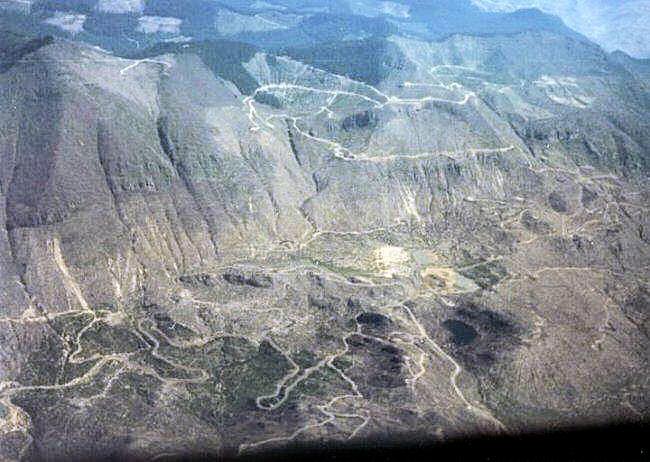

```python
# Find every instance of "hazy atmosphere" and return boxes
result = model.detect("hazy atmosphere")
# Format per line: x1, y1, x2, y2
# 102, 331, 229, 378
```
472, 0, 650, 58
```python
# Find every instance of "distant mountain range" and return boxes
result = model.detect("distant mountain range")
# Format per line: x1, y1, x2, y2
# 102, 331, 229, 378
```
2, 0, 646, 61
0, 0, 596, 55
471, 0, 650, 58
2, 0, 641, 59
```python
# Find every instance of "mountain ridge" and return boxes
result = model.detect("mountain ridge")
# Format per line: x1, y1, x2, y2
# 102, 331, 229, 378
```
0, 14, 648, 462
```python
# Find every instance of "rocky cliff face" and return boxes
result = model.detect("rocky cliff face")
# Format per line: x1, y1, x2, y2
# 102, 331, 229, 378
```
0, 29, 648, 461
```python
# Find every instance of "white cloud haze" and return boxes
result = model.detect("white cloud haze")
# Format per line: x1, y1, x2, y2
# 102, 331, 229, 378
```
137, 16, 182, 34
97, 0, 145, 14
43, 12, 86, 34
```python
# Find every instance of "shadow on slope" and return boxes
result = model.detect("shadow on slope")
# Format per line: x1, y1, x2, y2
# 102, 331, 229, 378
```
130, 40, 260, 94
0, 31, 53, 72
50, 421, 649, 462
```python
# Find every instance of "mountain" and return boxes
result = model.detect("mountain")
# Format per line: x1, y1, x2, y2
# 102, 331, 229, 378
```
0, 5, 648, 462
471, 0, 650, 59
0, 0, 591, 55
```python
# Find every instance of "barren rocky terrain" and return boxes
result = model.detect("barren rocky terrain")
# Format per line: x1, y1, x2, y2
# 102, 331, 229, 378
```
0, 4, 648, 460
